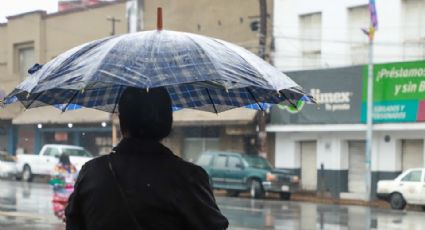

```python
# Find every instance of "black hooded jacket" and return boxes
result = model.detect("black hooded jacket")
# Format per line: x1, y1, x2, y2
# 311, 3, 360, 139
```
65, 138, 229, 230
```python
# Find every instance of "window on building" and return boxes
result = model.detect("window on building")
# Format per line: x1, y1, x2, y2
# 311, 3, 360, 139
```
299, 12, 322, 69
15, 43, 35, 80
401, 170, 422, 182
347, 5, 369, 65
213, 155, 227, 168
402, 0, 425, 60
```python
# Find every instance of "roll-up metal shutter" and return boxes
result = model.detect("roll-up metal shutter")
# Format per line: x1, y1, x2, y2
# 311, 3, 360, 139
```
402, 140, 424, 171
348, 141, 366, 193
300, 141, 317, 191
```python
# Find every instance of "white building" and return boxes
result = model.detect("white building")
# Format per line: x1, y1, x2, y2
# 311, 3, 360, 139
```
273, 0, 425, 71
270, 0, 425, 200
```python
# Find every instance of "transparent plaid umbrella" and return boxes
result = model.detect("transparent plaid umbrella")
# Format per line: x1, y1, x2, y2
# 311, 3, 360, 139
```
2, 29, 313, 113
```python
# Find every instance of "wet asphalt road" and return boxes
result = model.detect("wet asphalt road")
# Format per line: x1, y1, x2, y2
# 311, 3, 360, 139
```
1, 180, 425, 230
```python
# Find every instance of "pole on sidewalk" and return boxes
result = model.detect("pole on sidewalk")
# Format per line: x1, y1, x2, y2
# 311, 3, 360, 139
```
257, 0, 268, 158
365, 28, 374, 202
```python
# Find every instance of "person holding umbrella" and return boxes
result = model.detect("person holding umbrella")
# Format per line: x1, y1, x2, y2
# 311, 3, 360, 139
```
65, 87, 229, 230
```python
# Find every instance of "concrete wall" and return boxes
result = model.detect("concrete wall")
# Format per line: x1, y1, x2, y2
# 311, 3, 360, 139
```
44, 3, 127, 61
143, 0, 273, 55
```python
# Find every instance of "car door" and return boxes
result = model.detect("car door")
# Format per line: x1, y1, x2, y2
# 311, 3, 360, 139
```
226, 155, 246, 190
209, 154, 228, 189
41, 147, 60, 175
398, 169, 423, 204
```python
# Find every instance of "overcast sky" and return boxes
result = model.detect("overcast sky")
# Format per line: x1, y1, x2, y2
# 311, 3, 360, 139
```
0, 0, 58, 23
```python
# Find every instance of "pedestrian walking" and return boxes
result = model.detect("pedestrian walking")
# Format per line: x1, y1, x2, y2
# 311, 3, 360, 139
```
65, 87, 229, 230
50, 153, 78, 221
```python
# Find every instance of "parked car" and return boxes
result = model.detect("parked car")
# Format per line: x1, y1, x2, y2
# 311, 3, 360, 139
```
377, 168, 425, 210
196, 151, 300, 200
16, 144, 95, 182
0, 151, 18, 179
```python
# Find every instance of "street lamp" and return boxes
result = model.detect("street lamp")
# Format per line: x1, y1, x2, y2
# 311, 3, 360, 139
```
101, 122, 107, 127
37, 124, 43, 129
68, 123, 73, 128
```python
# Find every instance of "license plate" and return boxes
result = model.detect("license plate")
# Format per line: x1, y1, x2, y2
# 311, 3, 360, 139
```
281, 185, 289, 191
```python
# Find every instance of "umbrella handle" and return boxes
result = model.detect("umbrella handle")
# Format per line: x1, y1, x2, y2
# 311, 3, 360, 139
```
157, 7, 163, 30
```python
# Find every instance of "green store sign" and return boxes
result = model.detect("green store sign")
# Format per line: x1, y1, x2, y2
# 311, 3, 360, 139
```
361, 60, 425, 123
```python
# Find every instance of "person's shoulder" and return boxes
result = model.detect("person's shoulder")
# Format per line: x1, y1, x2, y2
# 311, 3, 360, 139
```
170, 157, 208, 181
80, 155, 108, 171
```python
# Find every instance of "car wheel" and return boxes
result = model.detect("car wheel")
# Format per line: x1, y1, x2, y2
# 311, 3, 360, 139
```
249, 179, 264, 199
279, 192, 291, 201
22, 165, 33, 182
390, 193, 406, 210
227, 190, 240, 197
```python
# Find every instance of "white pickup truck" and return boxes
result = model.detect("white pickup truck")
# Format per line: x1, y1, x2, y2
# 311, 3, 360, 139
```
16, 144, 95, 181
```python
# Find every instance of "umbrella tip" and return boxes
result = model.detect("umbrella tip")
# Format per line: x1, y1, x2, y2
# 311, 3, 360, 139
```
157, 7, 163, 31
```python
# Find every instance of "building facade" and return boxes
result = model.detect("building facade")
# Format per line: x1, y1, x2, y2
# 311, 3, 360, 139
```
0, 0, 274, 159
273, 0, 425, 71
268, 61, 425, 199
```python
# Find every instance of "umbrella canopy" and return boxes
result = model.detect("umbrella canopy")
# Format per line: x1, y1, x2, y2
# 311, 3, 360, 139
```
3, 30, 312, 113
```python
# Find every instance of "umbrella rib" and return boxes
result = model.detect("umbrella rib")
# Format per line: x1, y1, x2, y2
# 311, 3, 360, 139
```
247, 88, 264, 111
25, 92, 43, 109
205, 88, 218, 114
280, 91, 298, 109
62, 90, 79, 112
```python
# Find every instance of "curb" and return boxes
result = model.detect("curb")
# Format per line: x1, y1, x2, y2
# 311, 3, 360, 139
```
214, 190, 390, 209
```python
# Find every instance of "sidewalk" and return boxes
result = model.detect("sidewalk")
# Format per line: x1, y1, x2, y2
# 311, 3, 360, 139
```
214, 190, 390, 209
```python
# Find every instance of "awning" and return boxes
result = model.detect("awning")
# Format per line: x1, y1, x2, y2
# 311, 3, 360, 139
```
173, 108, 257, 126
12, 106, 111, 125
0, 103, 23, 120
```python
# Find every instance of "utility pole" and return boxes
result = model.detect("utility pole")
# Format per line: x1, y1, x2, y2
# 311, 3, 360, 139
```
126, 0, 141, 33
258, 0, 267, 60
257, 0, 268, 158
107, 16, 121, 36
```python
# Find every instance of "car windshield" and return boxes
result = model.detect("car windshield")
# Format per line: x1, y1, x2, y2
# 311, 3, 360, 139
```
242, 155, 272, 170
63, 148, 93, 157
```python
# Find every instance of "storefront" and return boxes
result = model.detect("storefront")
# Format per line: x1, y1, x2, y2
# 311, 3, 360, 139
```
268, 61, 425, 199
0, 104, 21, 154
12, 106, 112, 156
